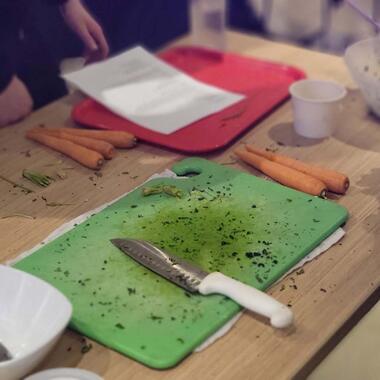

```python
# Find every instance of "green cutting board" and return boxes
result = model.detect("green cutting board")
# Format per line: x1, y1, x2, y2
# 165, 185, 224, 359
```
14, 158, 348, 368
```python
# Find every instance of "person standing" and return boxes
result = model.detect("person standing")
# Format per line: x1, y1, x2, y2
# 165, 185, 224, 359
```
0, 0, 109, 127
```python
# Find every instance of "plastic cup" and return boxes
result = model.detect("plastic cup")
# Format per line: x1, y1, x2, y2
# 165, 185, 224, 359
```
190, 0, 226, 50
289, 79, 347, 139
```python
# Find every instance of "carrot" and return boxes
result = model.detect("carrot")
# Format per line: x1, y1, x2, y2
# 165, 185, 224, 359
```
38, 127, 136, 148
245, 145, 349, 194
26, 130, 104, 170
31, 128, 115, 160
235, 148, 327, 197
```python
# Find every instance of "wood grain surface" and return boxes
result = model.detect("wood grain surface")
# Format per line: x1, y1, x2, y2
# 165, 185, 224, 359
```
0, 32, 379, 380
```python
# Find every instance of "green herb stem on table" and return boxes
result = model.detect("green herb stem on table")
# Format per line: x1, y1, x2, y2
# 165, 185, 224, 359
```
22, 170, 54, 187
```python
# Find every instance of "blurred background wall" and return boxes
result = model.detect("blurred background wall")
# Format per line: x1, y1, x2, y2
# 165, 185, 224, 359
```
54, 0, 377, 59
43, 0, 380, 97
245, 0, 376, 53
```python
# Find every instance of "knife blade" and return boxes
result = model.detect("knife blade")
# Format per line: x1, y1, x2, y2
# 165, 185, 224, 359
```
111, 238, 293, 329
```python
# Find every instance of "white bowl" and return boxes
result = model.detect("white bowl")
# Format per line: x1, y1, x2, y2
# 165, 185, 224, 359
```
26, 368, 103, 380
345, 37, 380, 118
0, 265, 72, 380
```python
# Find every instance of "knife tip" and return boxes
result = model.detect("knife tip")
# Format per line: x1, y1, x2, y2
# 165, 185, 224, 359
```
110, 238, 122, 246
111, 238, 137, 246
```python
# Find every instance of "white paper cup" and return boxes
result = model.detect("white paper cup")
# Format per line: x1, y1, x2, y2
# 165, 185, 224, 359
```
289, 79, 347, 139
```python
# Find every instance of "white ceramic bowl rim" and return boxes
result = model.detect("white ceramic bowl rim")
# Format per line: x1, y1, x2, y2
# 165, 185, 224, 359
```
25, 367, 103, 380
344, 36, 379, 57
289, 79, 347, 104
344, 36, 380, 118
0, 265, 72, 368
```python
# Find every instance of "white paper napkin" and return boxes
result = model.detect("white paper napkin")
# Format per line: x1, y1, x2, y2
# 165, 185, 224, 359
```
63, 47, 245, 134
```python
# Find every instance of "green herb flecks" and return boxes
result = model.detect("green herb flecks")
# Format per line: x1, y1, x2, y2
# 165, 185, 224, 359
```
142, 185, 184, 198
142, 186, 164, 196
80, 342, 93, 354
161, 185, 184, 198
123, 186, 285, 288
22, 169, 54, 187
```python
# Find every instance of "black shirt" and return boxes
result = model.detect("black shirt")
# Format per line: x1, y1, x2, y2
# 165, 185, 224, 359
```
0, 1, 22, 91
0, 0, 68, 107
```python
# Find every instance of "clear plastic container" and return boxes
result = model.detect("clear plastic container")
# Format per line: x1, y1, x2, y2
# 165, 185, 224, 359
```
189, 0, 227, 50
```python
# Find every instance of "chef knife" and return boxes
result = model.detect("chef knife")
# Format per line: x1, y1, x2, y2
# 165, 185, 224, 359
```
111, 238, 293, 329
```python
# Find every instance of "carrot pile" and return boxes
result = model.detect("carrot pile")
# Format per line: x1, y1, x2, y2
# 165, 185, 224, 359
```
234, 145, 349, 197
26, 127, 137, 170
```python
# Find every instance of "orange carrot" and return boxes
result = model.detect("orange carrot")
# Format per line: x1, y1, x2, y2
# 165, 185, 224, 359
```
38, 127, 136, 148
32, 128, 115, 160
26, 130, 104, 170
245, 145, 349, 194
235, 148, 327, 197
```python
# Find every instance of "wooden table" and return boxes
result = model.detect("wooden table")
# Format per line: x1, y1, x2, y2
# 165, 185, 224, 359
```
1, 31, 379, 380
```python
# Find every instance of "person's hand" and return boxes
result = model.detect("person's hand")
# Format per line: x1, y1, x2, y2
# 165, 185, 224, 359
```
60, 0, 109, 63
0, 76, 33, 127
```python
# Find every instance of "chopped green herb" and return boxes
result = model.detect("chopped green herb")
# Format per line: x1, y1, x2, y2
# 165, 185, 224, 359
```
142, 185, 184, 198
22, 169, 54, 187
81, 343, 92, 354
150, 314, 163, 321
142, 186, 164, 196
255, 274, 264, 284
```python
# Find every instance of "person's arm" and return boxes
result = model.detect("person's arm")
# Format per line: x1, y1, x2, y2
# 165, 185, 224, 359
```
0, 76, 33, 127
44, 0, 109, 61
59, 0, 109, 62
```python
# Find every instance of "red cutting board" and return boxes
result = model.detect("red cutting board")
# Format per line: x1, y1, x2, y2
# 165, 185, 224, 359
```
72, 46, 305, 153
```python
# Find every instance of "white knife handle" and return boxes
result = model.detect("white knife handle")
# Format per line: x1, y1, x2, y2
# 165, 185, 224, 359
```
198, 272, 293, 329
